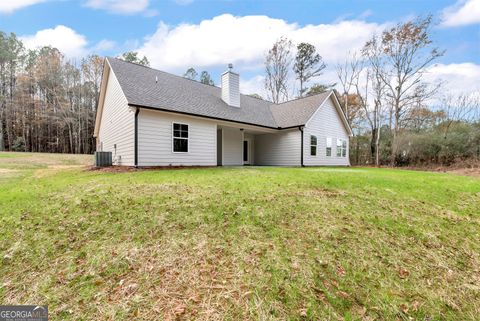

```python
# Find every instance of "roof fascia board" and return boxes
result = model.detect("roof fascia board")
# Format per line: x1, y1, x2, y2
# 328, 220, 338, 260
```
331, 91, 354, 136
93, 60, 110, 137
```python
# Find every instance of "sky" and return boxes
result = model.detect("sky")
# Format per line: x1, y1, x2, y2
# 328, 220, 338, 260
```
0, 0, 479, 97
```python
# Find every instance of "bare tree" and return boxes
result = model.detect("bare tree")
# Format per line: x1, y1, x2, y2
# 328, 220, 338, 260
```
440, 93, 480, 139
264, 37, 293, 103
362, 15, 444, 164
369, 70, 387, 166
336, 51, 362, 128
347, 55, 386, 166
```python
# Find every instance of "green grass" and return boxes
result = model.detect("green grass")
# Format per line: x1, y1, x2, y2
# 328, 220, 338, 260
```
0, 152, 479, 320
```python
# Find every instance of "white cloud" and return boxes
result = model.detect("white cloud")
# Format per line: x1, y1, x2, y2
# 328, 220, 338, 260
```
358, 10, 373, 19
0, 0, 46, 14
425, 62, 480, 95
137, 14, 387, 72
441, 0, 480, 27
93, 39, 116, 52
240, 75, 265, 96
20, 25, 89, 58
84, 0, 150, 14
21, 25, 119, 58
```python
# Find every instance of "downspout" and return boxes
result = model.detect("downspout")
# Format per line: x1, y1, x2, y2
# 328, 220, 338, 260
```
134, 107, 139, 167
299, 126, 304, 167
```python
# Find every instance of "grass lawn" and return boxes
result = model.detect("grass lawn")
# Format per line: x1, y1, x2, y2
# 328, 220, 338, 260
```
0, 152, 479, 320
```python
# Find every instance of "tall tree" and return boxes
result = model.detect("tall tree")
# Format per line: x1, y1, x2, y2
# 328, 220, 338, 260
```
339, 52, 387, 165
362, 15, 444, 164
0, 32, 24, 151
293, 42, 326, 97
264, 37, 293, 104
82, 55, 103, 107
183, 67, 198, 80
306, 83, 335, 96
336, 51, 362, 129
199, 71, 214, 85
120, 51, 150, 66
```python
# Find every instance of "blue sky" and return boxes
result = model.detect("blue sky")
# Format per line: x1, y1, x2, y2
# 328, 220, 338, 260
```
1, 0, 479, 96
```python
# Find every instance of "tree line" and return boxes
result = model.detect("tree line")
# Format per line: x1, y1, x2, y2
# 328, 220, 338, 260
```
0, 33, 102, 153
0, 31, 150, 154
262, 16, 480, 167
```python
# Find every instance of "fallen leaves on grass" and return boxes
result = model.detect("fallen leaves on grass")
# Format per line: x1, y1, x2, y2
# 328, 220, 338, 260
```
337, 291, 350, 299
398, 267, 410, 279
400, 303, 409, 314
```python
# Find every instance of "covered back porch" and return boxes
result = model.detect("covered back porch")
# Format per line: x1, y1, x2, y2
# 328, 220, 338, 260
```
216, 122, 275, 166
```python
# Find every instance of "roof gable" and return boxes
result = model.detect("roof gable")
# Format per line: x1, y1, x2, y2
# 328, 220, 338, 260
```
269, 92, 331, 128
304, 92, 353, 136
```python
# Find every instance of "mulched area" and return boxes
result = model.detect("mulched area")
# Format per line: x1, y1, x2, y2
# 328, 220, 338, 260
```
87, 165, 216, 173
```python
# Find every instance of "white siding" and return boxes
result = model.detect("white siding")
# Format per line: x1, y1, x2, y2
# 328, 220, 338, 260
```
222, 127, 243, 165
137, 110, 217, 166
221, 71, 240, 107
254, 129, 301, 166
97, 69, 135, 166
303, 96, 350, 166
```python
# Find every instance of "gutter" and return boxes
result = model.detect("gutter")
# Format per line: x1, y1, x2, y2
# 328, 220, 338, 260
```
128, 103, 301, 131
299, 126, 304, 167
134, 107, 139, 167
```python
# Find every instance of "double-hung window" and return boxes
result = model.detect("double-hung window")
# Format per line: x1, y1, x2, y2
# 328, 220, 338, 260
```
336, 138, 347, 157
326, 137, 332, 156
173, 123, 189, 153
310, 135, 317, 156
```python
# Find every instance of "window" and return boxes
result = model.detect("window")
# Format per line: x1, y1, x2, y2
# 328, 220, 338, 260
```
310, 135, 317, 156
173, 123, 188, 152
336, 138, 347, 157
326, 137, 332, 157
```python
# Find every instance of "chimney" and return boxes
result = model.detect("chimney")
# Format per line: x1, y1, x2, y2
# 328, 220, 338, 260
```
221, 64, 240, 107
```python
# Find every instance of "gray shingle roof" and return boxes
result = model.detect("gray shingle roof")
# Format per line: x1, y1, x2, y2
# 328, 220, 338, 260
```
107, 57, 332, 129
270, 92, 331, 128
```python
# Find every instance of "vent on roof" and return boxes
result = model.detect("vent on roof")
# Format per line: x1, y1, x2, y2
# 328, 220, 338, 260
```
221, 64, 240, 108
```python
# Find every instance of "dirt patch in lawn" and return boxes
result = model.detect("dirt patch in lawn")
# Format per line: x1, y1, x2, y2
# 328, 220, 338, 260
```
34, 165, 86, 178
445, 167, 480, 177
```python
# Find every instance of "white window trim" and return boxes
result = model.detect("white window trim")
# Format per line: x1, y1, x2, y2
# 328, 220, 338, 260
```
336, 138, 347, 157
326, 137, 332, 157
310, 135, 317, 156
172, 122, 189, 153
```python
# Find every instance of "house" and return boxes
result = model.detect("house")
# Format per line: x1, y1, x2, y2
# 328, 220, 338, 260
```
94, 58, 353, 167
